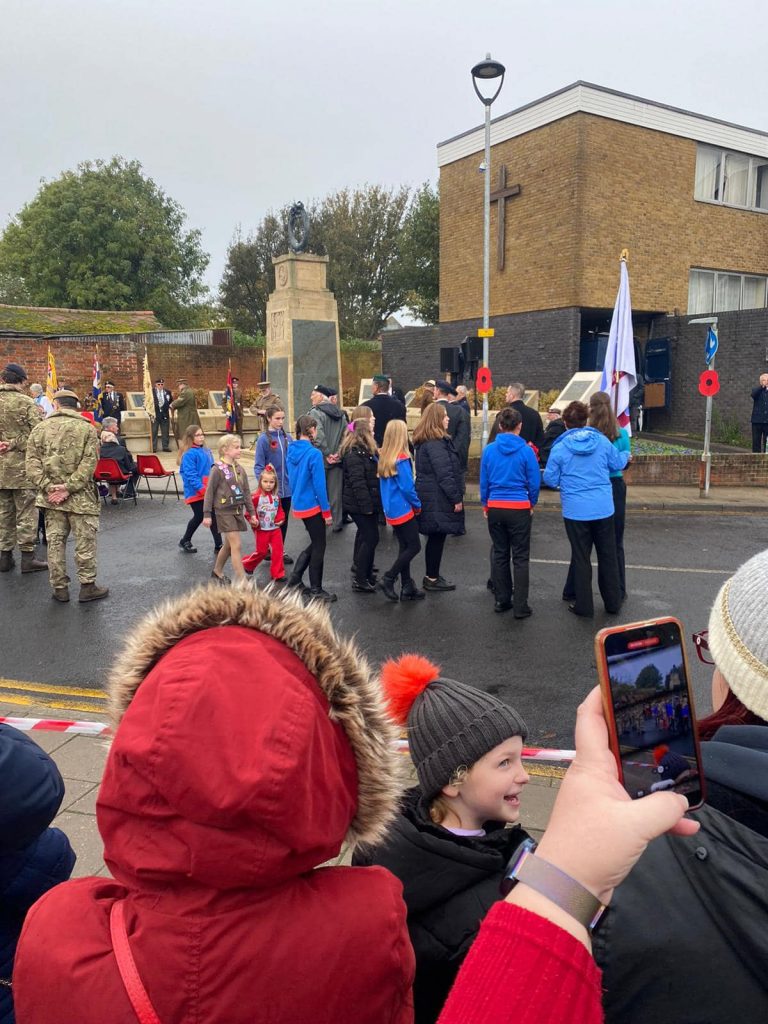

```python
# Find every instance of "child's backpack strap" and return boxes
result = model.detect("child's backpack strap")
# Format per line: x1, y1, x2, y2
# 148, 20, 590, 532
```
110, 900, 162, 1024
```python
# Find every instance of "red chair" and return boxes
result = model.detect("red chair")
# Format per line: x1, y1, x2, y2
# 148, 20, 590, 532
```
93, 458, 137, 506
136, 454, 180, 502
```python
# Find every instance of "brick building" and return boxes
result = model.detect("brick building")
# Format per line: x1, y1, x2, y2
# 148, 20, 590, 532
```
383, 82, 768, 435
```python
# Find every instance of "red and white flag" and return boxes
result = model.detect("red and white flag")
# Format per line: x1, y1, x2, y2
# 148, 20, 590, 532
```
601, 259, 637, 433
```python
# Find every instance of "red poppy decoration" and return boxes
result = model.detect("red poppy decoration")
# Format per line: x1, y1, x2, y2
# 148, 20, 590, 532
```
698, 369, 720, 397
270, 440, 278, 449
476, 367, 493, 394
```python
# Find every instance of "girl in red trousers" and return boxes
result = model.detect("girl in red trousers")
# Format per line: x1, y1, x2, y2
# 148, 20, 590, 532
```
242, 465, 286, 581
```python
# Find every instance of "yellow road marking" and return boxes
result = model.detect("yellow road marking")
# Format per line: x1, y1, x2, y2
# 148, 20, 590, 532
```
0, 678, 106, 699
0, 692, 105, 714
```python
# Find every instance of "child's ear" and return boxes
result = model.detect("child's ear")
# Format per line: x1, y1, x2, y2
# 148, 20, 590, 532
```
441, 782, 460, 799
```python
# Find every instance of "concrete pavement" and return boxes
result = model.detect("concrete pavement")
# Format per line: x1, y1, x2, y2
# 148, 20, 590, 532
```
1, 699, 560, 879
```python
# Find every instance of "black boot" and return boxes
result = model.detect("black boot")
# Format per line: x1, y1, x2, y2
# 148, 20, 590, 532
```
400, 580, 426, 601
287, 549, 311, 587
0, 550, 15, 572
379, 575, 399, 602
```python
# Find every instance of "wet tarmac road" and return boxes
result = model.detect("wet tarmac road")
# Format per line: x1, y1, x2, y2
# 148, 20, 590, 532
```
3, 502, 765, 746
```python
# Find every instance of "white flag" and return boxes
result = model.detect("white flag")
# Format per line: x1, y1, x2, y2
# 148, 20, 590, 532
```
601, 260, 637, 434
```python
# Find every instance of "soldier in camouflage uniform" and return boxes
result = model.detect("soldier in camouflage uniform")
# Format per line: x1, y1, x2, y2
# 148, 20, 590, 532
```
26, 390, 109, 603
0, 363, 48, 574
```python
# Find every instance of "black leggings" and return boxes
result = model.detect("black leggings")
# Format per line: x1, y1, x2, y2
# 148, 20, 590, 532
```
298, 513, 327, 589
351, 513, 379, 583
280, 497, 292, 544
182, 500, 222, 548
387, 518, 421, 585
424, 534, 446, 579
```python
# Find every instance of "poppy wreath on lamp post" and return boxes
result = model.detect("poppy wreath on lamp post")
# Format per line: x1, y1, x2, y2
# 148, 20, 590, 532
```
698, 370, 720, 397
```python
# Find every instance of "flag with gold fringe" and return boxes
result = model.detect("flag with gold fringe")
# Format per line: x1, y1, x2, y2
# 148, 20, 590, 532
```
46, 347, 58, 402
224, 361, 236, 432
143, 350, 155, 420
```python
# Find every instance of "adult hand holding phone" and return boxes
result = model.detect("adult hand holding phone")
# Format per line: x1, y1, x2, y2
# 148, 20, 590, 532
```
533, 687, 699, 908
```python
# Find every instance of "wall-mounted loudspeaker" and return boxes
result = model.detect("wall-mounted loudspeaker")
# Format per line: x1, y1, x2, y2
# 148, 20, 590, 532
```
439, 347, 461, 373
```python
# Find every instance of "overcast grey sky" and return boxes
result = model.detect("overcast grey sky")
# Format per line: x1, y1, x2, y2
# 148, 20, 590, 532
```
4, 0, 767, 295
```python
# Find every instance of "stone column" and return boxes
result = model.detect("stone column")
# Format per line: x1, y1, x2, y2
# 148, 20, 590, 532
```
265, 253, 342, 427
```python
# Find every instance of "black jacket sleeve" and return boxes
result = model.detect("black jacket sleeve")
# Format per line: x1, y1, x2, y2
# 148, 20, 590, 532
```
453, 407, 471, 465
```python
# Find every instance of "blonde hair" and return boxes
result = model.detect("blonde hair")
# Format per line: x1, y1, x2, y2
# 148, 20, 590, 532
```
217, 433, 241, 457
258, 466, 278, 491
412, 401, 448, 445
428, 765, 470, 824
377, 420, 410, 477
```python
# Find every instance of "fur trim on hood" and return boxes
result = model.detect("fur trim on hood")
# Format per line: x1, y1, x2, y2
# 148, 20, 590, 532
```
108, 584, 404, 847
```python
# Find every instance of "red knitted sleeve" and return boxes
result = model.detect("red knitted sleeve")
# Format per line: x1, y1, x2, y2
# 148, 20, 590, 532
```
438, 902, 604, 1024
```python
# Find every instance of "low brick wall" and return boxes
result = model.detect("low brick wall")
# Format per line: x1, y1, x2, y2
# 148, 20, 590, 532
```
467, 453, 768, 488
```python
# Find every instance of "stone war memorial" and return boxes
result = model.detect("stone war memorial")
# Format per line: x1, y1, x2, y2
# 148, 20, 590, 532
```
265, 203, 343, 425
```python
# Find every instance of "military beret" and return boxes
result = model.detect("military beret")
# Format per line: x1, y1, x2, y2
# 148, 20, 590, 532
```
372, 374, 389, 385
435, 379, 458, 396
53, 389, 80, 401
2, 363, 28, 381
312, 385, 333, 398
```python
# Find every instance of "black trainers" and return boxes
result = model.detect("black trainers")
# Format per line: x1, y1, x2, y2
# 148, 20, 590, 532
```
400, 581, 426, 601
309, 588, 338, 603
352, 580, 377, 594
422, 576, 456, 592
179, 539, 197, 553
283, 554, 294, 565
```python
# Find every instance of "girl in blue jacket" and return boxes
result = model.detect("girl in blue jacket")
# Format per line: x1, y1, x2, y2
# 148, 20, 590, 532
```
377, 420, 423, 602
178, 425, 222, 554
285, 416, 335, 602
254, 404, 294, 565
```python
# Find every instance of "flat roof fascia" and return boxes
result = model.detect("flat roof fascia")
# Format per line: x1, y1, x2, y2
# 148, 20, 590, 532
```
437, 82, 768, 167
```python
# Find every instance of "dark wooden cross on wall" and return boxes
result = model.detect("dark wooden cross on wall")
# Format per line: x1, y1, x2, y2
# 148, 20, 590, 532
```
490, 165, 521, 272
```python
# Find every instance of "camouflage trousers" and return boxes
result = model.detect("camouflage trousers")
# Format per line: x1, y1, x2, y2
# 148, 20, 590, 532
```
44, 509, 99, 589
0, 488, 39, 552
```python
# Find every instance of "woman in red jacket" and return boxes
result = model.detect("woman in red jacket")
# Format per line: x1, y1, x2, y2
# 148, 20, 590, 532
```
13, 586, 415, 1024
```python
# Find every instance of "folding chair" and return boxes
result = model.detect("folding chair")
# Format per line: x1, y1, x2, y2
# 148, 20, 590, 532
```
93, 458, 137, 506
136, 454, 181, 502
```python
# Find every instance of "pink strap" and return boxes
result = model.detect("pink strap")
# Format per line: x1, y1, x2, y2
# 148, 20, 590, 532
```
110, 901, 162, 1024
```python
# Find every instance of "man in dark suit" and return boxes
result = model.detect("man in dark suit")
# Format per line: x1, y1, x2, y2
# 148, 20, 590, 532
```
101, 382, 126, 427
363, 374, 406, 447
152, 377, 173, 452
489, 382, 544, 450
434, 380, 470, 478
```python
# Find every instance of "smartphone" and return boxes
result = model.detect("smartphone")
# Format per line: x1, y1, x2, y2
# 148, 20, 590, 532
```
595, 617, 705, 809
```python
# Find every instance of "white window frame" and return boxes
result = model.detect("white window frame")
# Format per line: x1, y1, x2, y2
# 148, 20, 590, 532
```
695, 144, 768, 213
688, 268, 768, 315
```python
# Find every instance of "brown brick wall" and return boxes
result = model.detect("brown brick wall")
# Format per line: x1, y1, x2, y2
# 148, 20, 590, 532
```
1, 337, 378, 402
440, 112, 768, 323
0, 337, 263, 397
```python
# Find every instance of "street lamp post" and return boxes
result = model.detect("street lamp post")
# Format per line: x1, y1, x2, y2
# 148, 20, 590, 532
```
471, 54, 505, 450
689, 315, 719, 497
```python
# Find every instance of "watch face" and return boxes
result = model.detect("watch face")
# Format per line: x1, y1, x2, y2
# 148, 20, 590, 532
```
499, 837, 538, 897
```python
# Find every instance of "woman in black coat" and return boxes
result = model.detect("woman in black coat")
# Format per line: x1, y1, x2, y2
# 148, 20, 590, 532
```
99, 430, 138, 504
340, 407, 381, 593
413, 403, 465, 592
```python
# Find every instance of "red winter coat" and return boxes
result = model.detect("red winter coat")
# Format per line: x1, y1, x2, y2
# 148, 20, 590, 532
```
14, 588, 414, 1024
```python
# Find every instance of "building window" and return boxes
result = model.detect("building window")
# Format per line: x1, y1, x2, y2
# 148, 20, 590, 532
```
695, 145, 768, 212
688, 269, 768, 314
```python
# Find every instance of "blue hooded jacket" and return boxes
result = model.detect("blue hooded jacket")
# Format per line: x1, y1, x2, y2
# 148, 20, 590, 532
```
542, 427, 630, 520
254, 430, 293, 498
0, 724, 76, 1022
379, 453, 421, 525
179, 445, 215, 501
286, 439, 330, 518
480, 433, 541, 508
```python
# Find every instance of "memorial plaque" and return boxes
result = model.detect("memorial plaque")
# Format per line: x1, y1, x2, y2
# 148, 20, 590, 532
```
292, 320, 340, 415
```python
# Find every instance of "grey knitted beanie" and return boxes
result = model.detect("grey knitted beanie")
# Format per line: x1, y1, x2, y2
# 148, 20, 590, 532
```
708, 548, 768, 721
381, 654, 528, 799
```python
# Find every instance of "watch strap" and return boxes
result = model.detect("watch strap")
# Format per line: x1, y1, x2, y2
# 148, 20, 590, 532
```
514, 848, 606, 932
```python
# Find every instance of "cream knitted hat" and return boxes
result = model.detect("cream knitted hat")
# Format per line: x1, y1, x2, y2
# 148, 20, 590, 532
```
707, 549, 768, 721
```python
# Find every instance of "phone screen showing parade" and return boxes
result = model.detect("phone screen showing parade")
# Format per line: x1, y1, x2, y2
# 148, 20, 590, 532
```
601, 620, 704, 807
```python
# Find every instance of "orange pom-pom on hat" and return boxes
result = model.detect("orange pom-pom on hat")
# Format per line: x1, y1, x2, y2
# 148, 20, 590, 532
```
380, 654, 440, 725
379, 653, 528, 799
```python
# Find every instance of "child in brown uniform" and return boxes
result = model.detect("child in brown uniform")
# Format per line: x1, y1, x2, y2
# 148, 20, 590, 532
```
203, 434, 254, 583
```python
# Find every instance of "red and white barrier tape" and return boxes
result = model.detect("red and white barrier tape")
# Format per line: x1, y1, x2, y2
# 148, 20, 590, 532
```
394, 738, 576, 761
0, 716, 111, 737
